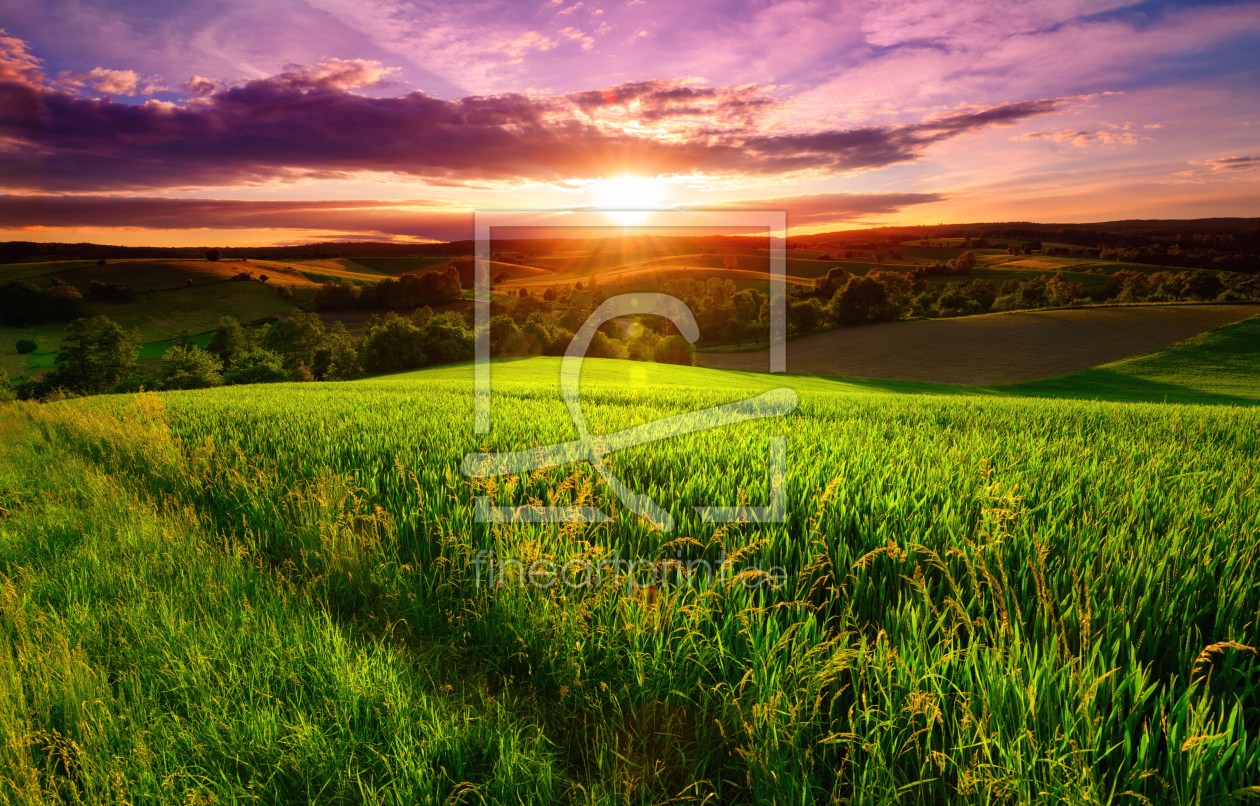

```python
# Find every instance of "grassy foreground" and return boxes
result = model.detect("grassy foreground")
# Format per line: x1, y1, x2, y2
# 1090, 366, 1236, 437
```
1, 360, 1258, 804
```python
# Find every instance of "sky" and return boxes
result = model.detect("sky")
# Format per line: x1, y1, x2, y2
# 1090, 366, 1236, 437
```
1, 0, 1259, 246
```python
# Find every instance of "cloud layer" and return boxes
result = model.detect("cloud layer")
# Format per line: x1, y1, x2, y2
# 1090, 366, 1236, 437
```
0, 37, 1073, 192
0, 190, 947, 239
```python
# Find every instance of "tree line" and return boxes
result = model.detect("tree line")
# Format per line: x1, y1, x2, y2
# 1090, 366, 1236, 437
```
10, 305, 479, 400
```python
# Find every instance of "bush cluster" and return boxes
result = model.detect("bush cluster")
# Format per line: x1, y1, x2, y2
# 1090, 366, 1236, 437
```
314, 268, 463, 311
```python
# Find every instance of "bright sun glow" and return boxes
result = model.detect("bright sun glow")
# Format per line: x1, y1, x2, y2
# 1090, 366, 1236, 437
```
590, 176, 668, 224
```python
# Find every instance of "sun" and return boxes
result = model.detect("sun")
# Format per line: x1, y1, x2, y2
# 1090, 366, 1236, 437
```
590, 176, 668, 224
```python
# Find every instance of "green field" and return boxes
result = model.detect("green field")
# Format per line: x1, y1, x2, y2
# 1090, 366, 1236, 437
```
2, 338, 1257, 803
1010, 311, 1260, 405
1, 282, 309, 380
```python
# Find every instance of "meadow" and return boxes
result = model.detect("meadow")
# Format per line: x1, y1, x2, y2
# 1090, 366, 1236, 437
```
1, 350, 1257, 804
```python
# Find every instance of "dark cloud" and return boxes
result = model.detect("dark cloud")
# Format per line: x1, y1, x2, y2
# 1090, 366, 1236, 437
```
0, 195, 472, 240
681, 191, 948, 224
0, 38, 1071, 192
0, 190, 947, 239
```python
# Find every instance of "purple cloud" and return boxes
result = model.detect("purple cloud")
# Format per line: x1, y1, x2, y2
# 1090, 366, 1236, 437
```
681, 191, 948, 224
0, 195, 472, 240
0, 37, 1073, 192
0, 189, 946, 238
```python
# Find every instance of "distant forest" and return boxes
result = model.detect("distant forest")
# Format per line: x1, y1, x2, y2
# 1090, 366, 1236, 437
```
3, 217, 1259, 272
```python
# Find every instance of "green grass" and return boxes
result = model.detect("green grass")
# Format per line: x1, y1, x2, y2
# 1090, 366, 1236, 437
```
0, 260, 99, 283
0, 407, 563, 804
1009, 312, 1260, 405
2, 346, 1257, 803
349, 256, 457, 275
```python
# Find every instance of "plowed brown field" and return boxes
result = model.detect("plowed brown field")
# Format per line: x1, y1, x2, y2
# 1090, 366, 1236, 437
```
696, 304, 1260, 385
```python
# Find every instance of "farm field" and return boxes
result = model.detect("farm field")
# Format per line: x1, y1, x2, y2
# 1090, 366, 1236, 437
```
697, 304, 1260, 385
0, 280, 312, 380
2, 343, 1258, 803
1011, 309, 1260, 404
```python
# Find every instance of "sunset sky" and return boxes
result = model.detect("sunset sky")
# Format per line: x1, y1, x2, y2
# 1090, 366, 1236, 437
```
2, 0, 1259, 246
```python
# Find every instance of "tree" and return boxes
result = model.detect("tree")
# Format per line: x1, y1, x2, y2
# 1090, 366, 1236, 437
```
1046, 272, 1084, 305
15, 339, 36, 354
419, 313, 475, 365
653, 335, 695, 366
787, 299, 823, 335
1183, 269, 1224, 300
959, 279, 997, 312
0, 281, 85, 326
955, 252, 977, 272
934, 285, 980, 318
360, 314, 427, 374
158, 344, 223, 390
828, 276, 894, 326
46, 316, 139, 394
543, 287, 558, 302
312, 322, 362, 381
205, 248, 221, 261
723, 254, 738, 270
587, 330, 628, 359
207, 316, 246, 368
289, 364, 315, 382
224, 349, 288, 385
417, 268, 463, 305
1109, 270, 1150, 302
0, 368, 14, 403
315, 280, 360, 310
814, 267, 849, 300
450, 258, 475, 289
264, 308, 325, 370
489, 314, 528, 356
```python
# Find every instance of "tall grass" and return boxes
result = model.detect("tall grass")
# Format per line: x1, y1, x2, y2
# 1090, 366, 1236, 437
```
3, 358, 1258, 804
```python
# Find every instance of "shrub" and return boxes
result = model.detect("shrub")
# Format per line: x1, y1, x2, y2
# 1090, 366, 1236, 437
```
108, 373, 150, 394
315, 280, 360, 310
490, 315, 529, 356
0, 281, 85, 325
652, 334, 695, 366
207, 316, 246, 368
419, 315, 475, 365
158, 345, 223, 390
224, 350, 288, 385
991, 293, 1020, 312
1183, 269, 1224, 300
586, 331, 628, 360
787, 298, 823, 335
361, 314, 427, 374
15, 339, 36, 354
813, 267, 849, 300
829, 276, 896, 326
0, 368, 14, 403
288, 364, 315, 382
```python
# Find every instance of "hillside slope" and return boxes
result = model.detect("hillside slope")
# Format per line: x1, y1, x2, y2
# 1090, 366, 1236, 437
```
695, 304, 1260, 385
